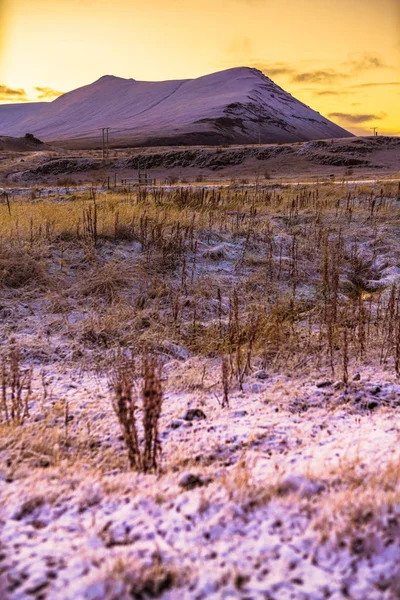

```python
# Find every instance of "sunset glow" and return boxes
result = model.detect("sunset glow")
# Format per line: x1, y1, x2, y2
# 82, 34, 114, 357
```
1, 0, 399, 135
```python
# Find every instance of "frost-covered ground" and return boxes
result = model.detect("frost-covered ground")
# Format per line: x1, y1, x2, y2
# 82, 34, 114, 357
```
2, 363, 400, 599
2, 179, 400, 599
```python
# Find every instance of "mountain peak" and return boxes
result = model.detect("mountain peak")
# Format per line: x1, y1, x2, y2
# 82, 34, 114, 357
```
95, 74, 129, 83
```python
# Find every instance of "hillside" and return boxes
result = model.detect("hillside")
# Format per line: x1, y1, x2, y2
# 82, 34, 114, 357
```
0, 67, 351, 146
0, 102, 46, 133
0, 133, 49, 152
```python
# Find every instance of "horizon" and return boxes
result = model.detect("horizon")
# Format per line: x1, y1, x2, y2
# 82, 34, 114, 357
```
1, 0, 399, 136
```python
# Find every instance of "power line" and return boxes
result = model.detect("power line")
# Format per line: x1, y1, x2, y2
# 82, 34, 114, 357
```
101, 127, 110, 160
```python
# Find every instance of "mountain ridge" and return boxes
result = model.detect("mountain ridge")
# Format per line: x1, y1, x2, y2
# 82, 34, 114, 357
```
0, 67, 352, 146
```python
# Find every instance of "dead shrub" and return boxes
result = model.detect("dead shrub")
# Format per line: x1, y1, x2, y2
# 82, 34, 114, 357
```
1, 343, 32, 425
110, 352, 163, 472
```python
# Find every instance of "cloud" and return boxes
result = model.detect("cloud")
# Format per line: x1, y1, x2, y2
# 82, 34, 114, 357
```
227, 61, 342, 83
292, 69, 347, 84
34, 86, 64, 99
293, 53, 391, 85
344, 53, 391, 71
219, 52, 398, 91
0, 85, 28, 102
348, 81, 400, 89
328, 112, 387, 124
235, 63, 348, 85
217, 59, 296, 79
312, 89, 347, 96
252, 62, 296, 77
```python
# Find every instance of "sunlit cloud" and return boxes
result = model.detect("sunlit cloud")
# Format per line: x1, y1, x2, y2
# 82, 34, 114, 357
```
328, 112, 387, 124
344, 52, 392, 71
219, 54, 391, 86
292, 69, 347, 84
249, 62, 296, 78
0, 84, 28, 102
313, 89, 348, 96
34, 86, 64, 99
349, 81, 400, 89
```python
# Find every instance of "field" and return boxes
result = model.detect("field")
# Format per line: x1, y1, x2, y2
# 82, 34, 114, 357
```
1, 150, 400, 599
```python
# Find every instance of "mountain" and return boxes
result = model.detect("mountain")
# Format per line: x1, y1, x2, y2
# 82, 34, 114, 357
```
0, 103, 47, 134
0, 67, 352, 146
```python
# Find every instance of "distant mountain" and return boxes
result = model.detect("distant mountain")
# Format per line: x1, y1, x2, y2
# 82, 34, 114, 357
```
0, 67, 352, 146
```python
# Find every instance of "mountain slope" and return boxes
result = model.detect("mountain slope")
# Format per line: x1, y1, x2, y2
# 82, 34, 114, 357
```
0, 102, 47, 133
0, 67, 352, 145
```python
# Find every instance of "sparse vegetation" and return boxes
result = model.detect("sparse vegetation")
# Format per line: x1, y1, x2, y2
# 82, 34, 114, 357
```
1, 173, 400, 599
0, 180, 400, 375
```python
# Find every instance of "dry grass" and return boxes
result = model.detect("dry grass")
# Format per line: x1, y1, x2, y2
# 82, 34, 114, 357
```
1, 180, 400, 375
1, 177, 400, 599
313, 455, 400, 549
1, 181, 400, 478
0, 245, 49, 289
77, 260, 136, 302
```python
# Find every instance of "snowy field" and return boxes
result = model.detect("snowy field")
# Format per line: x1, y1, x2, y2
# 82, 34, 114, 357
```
1, 179, 400, 599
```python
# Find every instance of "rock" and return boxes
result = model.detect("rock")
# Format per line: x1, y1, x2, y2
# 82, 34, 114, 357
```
183, 409, 207, 421
316, 380, 332, 388
278, 474, 324, 498
254, 370, 268, 380
179, 473, 205, 490
170, 419, 184, 429
353, 372, 361, 381
367, 400, 380, 410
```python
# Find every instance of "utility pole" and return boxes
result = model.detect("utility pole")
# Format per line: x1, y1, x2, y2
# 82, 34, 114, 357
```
370, 127, 378, 137
101, 127, 110, 160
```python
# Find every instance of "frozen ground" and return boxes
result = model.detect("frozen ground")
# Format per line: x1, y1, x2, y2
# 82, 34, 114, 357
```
2, 363, 400, 600
1, 176, 400, 599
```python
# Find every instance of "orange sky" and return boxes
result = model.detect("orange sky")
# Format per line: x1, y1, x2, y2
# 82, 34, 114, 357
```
1, 0, 399, 135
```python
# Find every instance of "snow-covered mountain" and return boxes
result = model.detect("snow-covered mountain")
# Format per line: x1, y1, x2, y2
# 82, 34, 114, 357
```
0, 103, 47, 135
0, 67, 351, 145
